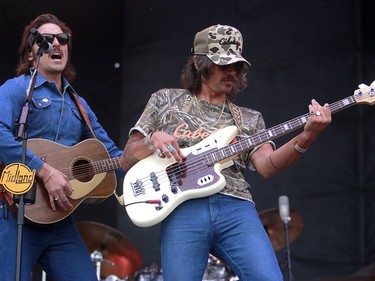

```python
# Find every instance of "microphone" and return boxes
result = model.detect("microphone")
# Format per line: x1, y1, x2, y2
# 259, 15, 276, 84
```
30, 28, 52, 54
279, 195, 291, 224
279, 195, 294, 280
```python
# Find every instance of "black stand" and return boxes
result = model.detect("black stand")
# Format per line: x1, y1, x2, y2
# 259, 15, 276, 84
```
13, 47, 44, 281
282, 219, 293, 281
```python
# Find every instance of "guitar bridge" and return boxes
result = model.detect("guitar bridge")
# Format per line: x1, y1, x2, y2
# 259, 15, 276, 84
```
131, 179, 144, 196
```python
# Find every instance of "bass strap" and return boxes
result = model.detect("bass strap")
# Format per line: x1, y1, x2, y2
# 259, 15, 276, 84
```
227, 99, 244, 135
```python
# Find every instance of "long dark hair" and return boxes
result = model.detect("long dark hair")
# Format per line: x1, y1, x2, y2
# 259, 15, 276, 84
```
180, 55, 249, 101
16, 14, 76, 82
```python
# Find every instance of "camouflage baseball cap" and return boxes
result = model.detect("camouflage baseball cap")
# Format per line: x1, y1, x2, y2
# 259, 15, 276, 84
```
193, 24, 250, 66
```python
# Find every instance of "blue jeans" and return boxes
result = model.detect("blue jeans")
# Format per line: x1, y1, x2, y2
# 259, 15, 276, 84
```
0, 204, 98, 281
160, 193, 283, 281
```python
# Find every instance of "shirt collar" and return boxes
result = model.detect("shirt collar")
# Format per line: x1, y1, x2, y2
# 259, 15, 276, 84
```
29, 68, 72, 93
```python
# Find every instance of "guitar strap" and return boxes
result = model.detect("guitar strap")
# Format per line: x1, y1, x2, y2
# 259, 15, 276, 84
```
227, 100, 244, 134
67, 88, 97, 139
68, 88, 128, 207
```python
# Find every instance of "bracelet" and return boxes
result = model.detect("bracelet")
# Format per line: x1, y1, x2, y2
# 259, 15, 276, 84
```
145, 133, 154, 150
269, 154, 280, 170
43, 169, 55, 184
294, 142, 309, 154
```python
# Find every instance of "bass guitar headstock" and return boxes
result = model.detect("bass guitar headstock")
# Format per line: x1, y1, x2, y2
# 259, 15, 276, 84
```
353, 81, 375, 105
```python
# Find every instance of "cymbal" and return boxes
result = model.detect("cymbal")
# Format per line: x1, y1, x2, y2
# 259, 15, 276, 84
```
76, 221, 142, 279
258, 208, 304, 251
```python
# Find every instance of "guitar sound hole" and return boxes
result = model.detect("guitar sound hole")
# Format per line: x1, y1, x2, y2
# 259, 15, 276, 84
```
72, 159, 94, 182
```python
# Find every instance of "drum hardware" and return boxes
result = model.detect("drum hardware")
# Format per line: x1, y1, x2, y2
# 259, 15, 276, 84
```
91, 249, 115, 280
203, 254, 236, 281
76, 221, 142, 280
102, 275, 130, 281
134, 261, 163, 281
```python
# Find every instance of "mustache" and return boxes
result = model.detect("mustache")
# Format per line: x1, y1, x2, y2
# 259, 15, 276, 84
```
222, 75, 237, 83
223, 75, 240, 95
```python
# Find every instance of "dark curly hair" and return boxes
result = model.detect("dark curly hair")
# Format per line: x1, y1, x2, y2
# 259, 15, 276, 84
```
180, 55, 249, 102
16, 14, 76, 82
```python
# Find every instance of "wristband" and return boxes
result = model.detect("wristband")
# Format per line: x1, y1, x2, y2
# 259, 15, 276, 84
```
145, 133, 154, 150
294, 142, 308, 154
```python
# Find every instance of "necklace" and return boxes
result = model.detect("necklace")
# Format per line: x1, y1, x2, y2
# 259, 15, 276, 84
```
193, 95, 227, 127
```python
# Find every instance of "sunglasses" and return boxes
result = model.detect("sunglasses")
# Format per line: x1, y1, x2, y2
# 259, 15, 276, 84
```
217, 62, 244, 72
41, 33, 70, 45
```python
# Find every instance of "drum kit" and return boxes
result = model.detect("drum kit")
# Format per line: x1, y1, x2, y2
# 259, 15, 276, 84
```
74, 208, 305, 281
74, 208, 375, 281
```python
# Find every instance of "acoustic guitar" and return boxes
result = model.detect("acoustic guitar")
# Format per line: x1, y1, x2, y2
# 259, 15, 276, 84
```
1, 138, 121, 224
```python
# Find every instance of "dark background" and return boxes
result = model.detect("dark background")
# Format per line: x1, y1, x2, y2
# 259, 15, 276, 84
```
1, 0, 375, 280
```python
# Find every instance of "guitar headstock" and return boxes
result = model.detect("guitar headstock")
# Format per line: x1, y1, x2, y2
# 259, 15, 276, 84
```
353, 81, 375, 105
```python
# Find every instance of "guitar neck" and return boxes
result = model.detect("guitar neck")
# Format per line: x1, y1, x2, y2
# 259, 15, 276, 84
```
92, 157, 122, 174
206, 95, 358, 165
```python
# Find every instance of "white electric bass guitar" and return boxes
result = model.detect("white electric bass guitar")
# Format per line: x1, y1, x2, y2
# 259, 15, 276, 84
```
123, 83, 375, 227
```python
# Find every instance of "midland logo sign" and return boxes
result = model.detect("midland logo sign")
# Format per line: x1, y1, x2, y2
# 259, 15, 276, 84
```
0, 163, 35, 194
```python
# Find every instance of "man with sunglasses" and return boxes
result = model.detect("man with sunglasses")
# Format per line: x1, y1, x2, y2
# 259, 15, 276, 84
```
0, 14, 124, 281
120, 24, 331, 280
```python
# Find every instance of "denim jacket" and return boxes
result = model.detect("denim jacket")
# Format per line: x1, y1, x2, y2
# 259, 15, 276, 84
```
0, 71, 121, 172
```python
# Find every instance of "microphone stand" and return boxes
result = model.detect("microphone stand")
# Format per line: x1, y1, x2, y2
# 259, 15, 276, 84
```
282, 216, 293, 281
13, 47, 44, 281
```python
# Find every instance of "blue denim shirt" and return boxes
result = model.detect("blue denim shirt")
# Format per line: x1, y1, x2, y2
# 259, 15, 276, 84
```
0, 72, 122, 172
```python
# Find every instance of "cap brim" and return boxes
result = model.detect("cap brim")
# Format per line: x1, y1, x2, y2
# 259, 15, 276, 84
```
206, 54, 251, 66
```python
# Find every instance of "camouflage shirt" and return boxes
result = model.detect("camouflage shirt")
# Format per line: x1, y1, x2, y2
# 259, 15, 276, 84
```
130, 88, 273, 202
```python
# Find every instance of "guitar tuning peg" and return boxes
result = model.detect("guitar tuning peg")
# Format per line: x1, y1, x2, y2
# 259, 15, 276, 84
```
358, 83, 368, 89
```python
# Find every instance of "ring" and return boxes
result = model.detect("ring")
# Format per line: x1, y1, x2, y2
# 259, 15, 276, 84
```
316, 111, 321, 116
54, 196, 59, 201
167, 145, 174, 153
156, 149, 164, 158
310, 111, 315, 115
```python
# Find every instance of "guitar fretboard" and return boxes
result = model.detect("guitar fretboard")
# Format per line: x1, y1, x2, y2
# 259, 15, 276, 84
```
205, 95, 357, 165
93, 157, 122, 174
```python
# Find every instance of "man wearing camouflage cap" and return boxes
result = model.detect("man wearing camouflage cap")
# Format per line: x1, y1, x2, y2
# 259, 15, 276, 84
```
121, 24, 331, 280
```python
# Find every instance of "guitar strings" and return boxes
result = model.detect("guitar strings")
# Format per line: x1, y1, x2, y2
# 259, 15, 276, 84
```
47, 158, 121, 181
51, 93, 369, 191
127, 94, 365, 194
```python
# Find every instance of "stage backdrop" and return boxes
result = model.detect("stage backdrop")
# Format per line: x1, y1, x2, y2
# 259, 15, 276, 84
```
1, 0, 375, 280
